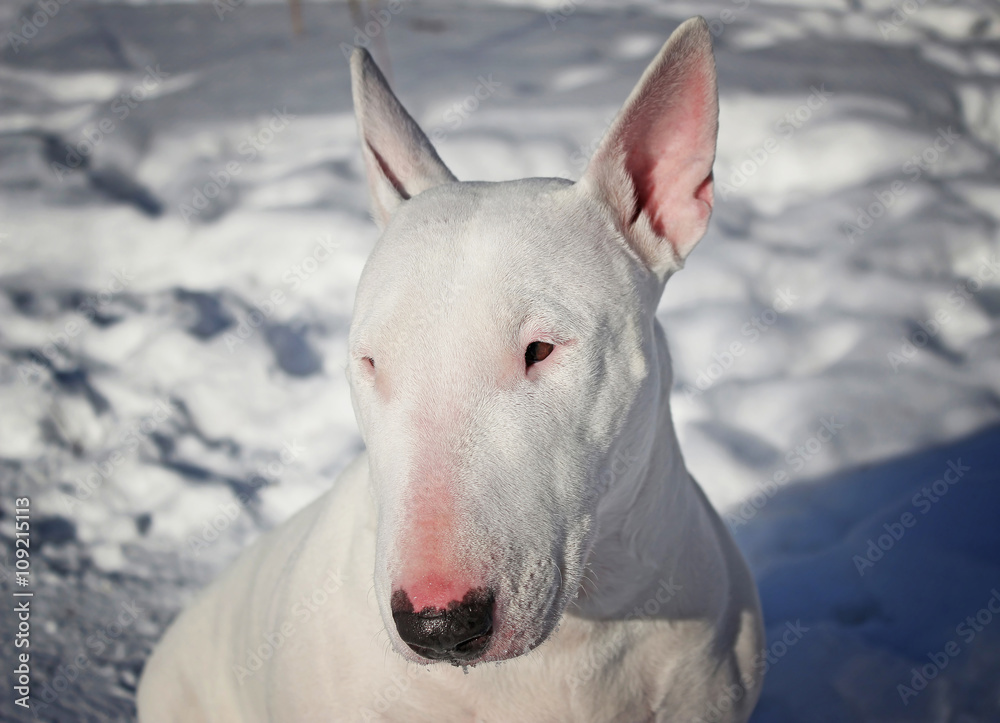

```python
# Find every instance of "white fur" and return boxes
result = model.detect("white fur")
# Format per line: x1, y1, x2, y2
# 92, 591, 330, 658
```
138, 17, 764, 722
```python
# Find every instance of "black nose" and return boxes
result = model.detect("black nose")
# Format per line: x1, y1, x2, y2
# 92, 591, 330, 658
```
391, 588, 495, 663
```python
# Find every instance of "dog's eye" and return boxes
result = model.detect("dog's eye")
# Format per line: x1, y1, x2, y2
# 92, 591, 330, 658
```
525, 341, 554, 368
363, 356, 375, 370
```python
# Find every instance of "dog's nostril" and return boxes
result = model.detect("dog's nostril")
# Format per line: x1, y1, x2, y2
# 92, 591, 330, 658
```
391, 588, 494, 662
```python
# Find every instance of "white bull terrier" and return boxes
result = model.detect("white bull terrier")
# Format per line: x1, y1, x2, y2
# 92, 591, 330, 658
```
138, 16, 764, 722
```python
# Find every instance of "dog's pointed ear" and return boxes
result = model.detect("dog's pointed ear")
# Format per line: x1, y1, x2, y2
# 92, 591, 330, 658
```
580, 17, 718, 276
350, 48, 456, 228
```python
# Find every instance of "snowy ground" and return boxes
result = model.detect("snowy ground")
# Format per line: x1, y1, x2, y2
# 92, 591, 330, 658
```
1, 0, 999, 720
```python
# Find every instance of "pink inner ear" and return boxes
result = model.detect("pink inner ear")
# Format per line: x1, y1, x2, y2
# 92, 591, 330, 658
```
368, 143, 411, 201
695, 172, 714, 205
621, 54, 717, 258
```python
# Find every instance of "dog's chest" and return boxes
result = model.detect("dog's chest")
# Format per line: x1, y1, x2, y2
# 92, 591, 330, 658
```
330, 617, 692, 723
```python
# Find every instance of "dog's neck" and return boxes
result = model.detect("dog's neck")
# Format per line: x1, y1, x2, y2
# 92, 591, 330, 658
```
572, 318, 730, 622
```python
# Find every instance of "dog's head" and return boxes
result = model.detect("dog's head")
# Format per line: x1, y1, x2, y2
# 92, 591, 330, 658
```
346, 17, 718, 665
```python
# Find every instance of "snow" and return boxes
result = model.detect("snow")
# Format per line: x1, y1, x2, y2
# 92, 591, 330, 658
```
0, 0, 998, 720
